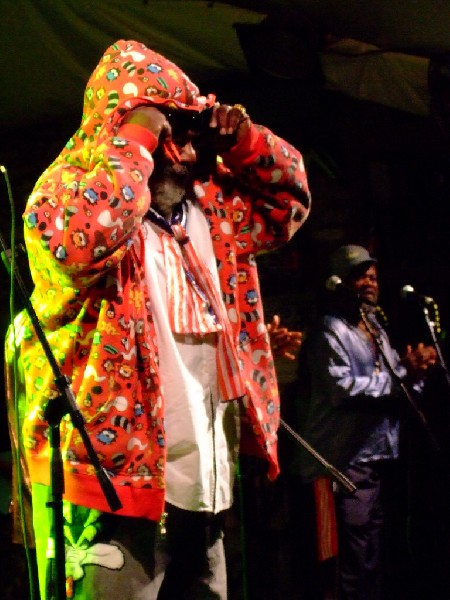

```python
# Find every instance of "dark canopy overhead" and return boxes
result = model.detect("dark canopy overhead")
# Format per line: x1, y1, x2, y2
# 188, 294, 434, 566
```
3, 0, 450, 131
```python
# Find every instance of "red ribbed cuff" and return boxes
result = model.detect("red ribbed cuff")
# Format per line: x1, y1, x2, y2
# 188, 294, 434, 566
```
118, 123, 158, 152
222, 124, 261, 166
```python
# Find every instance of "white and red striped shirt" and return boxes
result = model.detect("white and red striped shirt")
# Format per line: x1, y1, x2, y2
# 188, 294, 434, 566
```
143, 200, 241, 513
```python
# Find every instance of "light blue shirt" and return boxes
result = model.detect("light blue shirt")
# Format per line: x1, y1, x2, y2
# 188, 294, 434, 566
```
299, 314, 406, 481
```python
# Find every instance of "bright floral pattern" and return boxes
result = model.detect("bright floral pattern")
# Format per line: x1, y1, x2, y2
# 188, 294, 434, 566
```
17, 40, 311, 520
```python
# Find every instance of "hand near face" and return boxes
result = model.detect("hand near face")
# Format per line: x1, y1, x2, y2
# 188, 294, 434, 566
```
196, 103, 252, 154
121, 103, 251, 153
210, 103, 251, 142
121, 106, 171, 140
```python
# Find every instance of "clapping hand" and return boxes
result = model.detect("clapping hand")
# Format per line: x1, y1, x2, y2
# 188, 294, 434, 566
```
267, 314, 302, 361
401, 342, 438, 382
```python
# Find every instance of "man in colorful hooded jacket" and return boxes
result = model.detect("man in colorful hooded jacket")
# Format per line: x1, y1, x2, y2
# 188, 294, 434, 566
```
11, 39, 310, 598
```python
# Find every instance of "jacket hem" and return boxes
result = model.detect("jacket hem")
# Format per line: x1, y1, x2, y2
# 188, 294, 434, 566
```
28, 458, 165, 521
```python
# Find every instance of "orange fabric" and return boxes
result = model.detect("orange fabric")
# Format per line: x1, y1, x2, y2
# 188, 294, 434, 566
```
313, 477, 338, 561
118, 123, 158, 152
15, 39, 311, 518
163, 140, 182, 163
172, 222, 245, 401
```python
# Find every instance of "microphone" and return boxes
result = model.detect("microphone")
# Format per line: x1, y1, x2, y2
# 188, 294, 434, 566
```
401, 284, 434, 305
325, 275, 361, 301
325, 275, 344, 292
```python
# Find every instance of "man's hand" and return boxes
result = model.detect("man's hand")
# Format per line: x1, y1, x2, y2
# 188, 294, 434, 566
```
267, 314, 302, 360
209, 103, 251, 152
401, 343, 438, 382
122, 106, 170, 140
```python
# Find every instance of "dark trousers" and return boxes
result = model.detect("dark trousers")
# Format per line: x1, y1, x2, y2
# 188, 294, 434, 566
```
157, 504, 226, 600
335, 460, 404, 600
32, 483, 227, 600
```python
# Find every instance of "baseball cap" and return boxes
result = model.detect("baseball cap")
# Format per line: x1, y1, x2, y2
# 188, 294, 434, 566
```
329, 245, 377, 280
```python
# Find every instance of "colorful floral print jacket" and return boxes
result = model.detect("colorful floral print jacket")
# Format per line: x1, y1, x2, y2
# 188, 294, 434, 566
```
17, 40, 310, 520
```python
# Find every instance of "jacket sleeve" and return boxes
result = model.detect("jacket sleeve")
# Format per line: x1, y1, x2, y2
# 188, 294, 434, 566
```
23, 128, 157, 288
219, 123, 311, 253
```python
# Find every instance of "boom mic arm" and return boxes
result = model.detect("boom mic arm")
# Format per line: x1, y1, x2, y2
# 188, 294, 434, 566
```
401, 284, 434, 305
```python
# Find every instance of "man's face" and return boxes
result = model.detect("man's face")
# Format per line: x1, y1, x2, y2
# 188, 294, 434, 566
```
346, 263, 379, 306
148, 138, 198, 219
148, 107, 215, 219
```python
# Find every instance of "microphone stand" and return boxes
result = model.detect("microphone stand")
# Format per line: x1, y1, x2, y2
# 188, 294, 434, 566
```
421, 302, 450, 392
0, 237, 122, 600
280, 418, 357, 494
359, 306, 440, 454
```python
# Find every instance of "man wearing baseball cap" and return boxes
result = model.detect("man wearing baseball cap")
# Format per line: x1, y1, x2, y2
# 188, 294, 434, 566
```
296, 244, 436, 600
329, 244, 377, 280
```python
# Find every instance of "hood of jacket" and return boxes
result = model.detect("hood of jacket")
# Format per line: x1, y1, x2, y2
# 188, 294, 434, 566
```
63, 39, 216, 169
